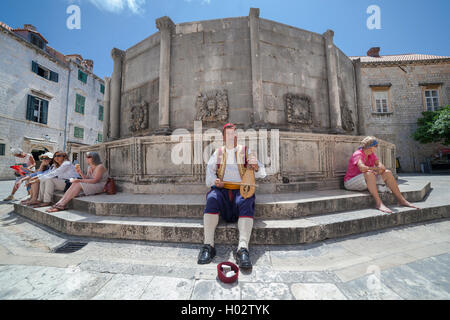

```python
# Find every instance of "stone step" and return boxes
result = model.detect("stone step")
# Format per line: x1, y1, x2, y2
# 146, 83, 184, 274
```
13, 200, 449, 245
53, 181, 431, 220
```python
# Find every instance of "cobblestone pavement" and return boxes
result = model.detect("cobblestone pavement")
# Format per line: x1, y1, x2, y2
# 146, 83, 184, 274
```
0, 175, 449, 300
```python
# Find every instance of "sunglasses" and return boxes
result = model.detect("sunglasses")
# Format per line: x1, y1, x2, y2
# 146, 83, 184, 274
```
86, 156, 92, 159
41, 158, 50, 160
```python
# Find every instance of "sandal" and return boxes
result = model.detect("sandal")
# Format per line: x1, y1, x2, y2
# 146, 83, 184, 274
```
46, 205, 66, 213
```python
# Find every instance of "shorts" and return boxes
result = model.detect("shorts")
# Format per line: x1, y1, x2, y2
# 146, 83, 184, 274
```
344, 173, 385, 191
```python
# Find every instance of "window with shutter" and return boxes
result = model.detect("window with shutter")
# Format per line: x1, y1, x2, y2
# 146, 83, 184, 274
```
75, 94, 85, 114
78, 69, 87, 83
0, 144, 5, 156
26, 94, 49, 124
98, 105, 104, 121
74, 127, 84, 139
98, 133, 103, 143
31, 61, 58, 83
100, 84, 105, 94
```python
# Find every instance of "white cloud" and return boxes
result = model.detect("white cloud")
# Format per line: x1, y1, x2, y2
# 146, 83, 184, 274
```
184, 0, 212, 4
87, 0, 146, 14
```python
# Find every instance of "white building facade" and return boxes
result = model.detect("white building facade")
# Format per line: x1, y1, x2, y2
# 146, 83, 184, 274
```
0, 23, 105, 179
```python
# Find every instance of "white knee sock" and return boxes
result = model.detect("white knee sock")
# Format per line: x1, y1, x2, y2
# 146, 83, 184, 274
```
203, 214, 219, 247
238, 217, 254, 250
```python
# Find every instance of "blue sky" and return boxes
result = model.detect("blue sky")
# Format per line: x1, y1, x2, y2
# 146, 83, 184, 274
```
2, 0, 449, 79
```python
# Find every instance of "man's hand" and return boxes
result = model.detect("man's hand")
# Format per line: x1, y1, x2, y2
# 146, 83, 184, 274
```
215, 178, 224, 188
248, 155, 259, 172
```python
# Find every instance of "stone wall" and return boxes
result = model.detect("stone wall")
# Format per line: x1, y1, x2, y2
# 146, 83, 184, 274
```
107, 9, 359, 139
357, 61, 450, 171
80, 132, 396, 194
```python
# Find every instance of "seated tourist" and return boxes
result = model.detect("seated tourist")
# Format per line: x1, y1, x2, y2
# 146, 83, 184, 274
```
3, 148, 36, 201
344, 136, 419, 213
20, 153, 54, 205
46, 152, 108, 212
28, 151, 79, 208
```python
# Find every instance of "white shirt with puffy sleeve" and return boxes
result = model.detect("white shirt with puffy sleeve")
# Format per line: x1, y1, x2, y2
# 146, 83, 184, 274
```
205, 147, 266, 187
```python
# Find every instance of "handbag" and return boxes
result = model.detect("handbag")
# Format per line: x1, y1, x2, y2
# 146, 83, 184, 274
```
63, 180, 72, 192
103, 178, 116, 195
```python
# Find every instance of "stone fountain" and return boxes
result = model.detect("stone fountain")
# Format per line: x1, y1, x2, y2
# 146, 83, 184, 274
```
80, 8, 396, 194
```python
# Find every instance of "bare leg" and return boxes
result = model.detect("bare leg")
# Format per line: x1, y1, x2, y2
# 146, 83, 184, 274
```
364, 172, 393, 213
54, 183, 82, 208
381, 170, 419, 209
26, 184, 41, 205
11, 182, 19, 196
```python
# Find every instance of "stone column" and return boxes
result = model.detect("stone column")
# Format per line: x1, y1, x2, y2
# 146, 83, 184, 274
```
249, 8, 265, 127
353, 58, 365, 136
323, 30, 343, 134
110, 48, 125, 140
102, 77, 111, 142
156, 16, 175, 135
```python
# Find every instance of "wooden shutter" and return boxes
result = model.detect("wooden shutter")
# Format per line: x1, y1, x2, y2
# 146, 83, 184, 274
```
26, 95, 35, 120
78, 70, 87, 83
31, 61, 39, 74
75, 94, 85, 114
40, 100, 49, 124
80, 95, 85, 114
99, 105, 104, 121
50, 71, 59, 83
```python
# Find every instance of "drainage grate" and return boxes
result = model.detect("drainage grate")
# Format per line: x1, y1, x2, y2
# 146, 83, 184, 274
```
53, 241, 88, 254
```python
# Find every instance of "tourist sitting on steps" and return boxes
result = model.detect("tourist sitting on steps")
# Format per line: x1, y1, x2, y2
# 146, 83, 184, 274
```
344, 136, 419, 213
46, 152, 109, 213
28, 151, 79, 208
198, 123, 266, 269
20, 153, 54, 205
3, 148, 36, 201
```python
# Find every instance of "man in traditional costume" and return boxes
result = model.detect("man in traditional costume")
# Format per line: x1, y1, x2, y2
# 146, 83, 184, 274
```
197, 123, 266, 268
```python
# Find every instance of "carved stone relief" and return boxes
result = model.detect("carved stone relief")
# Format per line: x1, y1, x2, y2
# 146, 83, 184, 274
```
284, 93, 313, 124
341, 105, 354, 132
338, 78, 355, 132
129, 101, 149, 132
195, 89, 229, 122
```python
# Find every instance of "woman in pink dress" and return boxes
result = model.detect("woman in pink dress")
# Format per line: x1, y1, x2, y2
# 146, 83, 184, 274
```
344, 136, 419, 213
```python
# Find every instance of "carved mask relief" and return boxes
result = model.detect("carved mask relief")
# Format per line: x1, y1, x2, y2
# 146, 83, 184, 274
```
196, 89, 229, 122
284, 93, 313, 124
129, 101, 149, 132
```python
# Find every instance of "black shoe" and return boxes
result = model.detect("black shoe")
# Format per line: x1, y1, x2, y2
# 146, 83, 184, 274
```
235, 247, 252, 269
197, 244, 216, 264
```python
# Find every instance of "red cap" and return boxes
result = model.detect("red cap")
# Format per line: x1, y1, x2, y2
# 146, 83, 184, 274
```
223, 123, 235, 132
217, 261, 239, 283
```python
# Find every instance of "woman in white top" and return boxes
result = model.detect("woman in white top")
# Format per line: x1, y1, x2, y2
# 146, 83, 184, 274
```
3, 148, 36, 201
29, 151, 79, 208
46, 152, 108, 212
